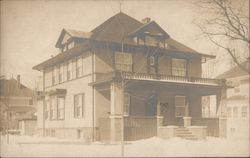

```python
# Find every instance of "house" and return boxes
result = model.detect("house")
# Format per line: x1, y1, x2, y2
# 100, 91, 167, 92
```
0, 75, 36, 134
33, 12, 227, 142
217, 59, 249, 139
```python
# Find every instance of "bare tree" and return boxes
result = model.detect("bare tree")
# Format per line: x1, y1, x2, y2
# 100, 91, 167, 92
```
194, 0, 249, 72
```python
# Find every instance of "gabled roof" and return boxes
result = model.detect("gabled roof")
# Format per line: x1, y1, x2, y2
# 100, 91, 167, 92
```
34, 12, 216, 71
216, 60, 249, 79
90, 12, 143, 44
128, 20, 170, 38
55, 28, 92, 48
0, 78, 34, 97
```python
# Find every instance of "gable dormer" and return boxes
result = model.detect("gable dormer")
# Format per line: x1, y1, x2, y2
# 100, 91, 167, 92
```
129, 19, 170, 48
55, 28, 91, 53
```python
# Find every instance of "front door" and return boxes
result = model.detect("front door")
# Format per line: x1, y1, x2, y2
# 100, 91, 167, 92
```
145, 95, 157, 116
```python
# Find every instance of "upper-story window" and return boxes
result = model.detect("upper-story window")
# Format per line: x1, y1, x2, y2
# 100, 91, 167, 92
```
145, 36, 158, 46
67, 60, 73, 80
76, 56, 83, 78
68, 41, 75, 50
149, 56, 155, 66
45, 69, 52, 87
115, 52, 132, 72
233, 107, 238, 118
241, 106, 248, 118
227, 107, 232, 118
172, 58, 187, 77
59, 64, 64, 83
52, 66, 59, 85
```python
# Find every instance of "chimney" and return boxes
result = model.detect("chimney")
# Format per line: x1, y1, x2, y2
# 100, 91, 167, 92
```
142, 17, 151, 24
17, 75, 20, 87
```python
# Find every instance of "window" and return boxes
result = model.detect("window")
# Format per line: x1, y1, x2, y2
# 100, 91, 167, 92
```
76, 56, 83, 78
68, 41, 75, 50
45, 69, 52, 87
50, 97, 57, 120
57, 97, 65, 119
45, 100, 50, 120
67, 60, 73, 80
59, 64, 64, 83
227, 107, 232, 118
175, 96, 186, 117
149, 56, 155, 66
233, 81, 240, 93
124, 93, 130, 116
172, 58, 187, 76
63, 63, 67, 82
29, 99, 33, 105
241, 106, 247, 118
74, 94, 84, 118
233, 107, 238, 118
52, 66, 59, 85
115, 52, 133, 72
145, 36, 158, 46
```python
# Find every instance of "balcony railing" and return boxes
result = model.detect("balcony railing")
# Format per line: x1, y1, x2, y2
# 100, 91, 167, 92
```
95, 71, 225, 86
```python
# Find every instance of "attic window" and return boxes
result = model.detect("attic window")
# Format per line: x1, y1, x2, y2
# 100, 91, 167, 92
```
68, 41, 75, 50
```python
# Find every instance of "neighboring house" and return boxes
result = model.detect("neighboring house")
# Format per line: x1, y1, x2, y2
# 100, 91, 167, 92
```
0, 75, 36, 134
217, 59, 249, 139
33, 12, 227, 142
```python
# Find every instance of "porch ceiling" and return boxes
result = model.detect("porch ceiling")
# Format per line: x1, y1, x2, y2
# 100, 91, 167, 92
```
90, 78, 222, 95
124, 79, 222, 95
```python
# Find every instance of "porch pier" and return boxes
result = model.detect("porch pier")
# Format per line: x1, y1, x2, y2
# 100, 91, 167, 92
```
110, 82, 124, 142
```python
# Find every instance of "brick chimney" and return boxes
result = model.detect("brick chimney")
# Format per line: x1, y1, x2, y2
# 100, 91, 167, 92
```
142, 17, 151, 24
17, 75, 20, 88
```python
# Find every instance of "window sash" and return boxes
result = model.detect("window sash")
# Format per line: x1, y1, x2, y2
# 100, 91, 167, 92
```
172, 59, 187, 77
115, 52, 132, 72
175, 96, 186, 117
74, 94, 84, 118
124, 93, 130, 116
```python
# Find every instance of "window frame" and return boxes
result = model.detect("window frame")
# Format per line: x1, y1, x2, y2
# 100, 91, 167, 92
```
123, 93, 130, 116
171, 58, 187, 77
174, 95, 186, 117
74, 93, 85, 118
57, 96, 65, 120
115, 52, 133, 72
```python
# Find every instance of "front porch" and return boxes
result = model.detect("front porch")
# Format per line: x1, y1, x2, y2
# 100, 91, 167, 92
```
93, 72, 227, 142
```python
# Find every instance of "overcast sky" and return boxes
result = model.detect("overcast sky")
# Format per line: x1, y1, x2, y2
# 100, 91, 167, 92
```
1, 0, 233, 88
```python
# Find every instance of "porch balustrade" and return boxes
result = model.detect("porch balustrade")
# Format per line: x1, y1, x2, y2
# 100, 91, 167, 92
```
191, 117, 220, 137
95, 71, 225, 86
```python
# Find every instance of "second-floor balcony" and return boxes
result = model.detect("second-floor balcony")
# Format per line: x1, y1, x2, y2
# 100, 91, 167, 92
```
94, 71, 226, 87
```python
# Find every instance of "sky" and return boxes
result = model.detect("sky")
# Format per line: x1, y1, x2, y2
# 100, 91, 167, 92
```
0, 0, 236, 88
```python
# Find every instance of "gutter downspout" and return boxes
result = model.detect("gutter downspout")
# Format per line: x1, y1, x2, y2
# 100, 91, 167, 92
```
91, 45, 95, 142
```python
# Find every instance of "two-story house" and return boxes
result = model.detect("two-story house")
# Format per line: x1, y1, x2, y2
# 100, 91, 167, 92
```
33, 12, 227, 142
0, 75, 36, 134
217, 59, 249, 140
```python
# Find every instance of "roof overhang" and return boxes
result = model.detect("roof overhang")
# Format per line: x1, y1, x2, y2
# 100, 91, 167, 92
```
33, 42, 92, 71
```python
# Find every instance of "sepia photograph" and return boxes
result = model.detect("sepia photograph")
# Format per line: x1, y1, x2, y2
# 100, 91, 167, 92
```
0, 0, 249, 157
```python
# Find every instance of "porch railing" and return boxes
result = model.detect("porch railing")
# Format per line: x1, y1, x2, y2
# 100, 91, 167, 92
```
191, 117, 220, 137
98, 116, 157, 141
124, 116, 157, 141
95, 71, 225, 86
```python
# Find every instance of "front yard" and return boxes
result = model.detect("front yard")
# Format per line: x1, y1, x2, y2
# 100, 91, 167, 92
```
1, 135, 249, 157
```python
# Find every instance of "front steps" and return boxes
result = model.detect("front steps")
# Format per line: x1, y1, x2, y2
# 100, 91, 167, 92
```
174, 127, 198, 140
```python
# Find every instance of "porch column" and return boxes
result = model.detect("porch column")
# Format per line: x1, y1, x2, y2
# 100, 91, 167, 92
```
216, 85, 227, 117
216, 83, 227, 138
110, 82, 124, 142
